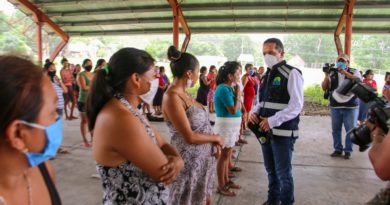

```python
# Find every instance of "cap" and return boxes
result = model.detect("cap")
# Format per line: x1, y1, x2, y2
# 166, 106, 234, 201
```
337, 54, 350, 62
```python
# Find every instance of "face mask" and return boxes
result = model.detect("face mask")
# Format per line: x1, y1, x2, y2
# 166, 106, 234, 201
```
19, 117, 63, 167
264, 54, 279, 69
336, 62, 347, 70
248, 70, 255, 76
187, 79, 193, 88
48, 71, 56, 79
140, 79, 159, 105
84, 65, 92, 71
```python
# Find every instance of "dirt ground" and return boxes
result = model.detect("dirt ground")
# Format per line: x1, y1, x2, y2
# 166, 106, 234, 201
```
302, 101, 330, 116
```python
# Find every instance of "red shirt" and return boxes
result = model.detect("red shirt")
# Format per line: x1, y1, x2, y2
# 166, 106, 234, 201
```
159, 76, 165, 87
363, 79, 377, 91
208, 73, 216, 90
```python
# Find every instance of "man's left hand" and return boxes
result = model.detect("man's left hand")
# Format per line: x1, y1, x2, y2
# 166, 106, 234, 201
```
259, 117, 270, 132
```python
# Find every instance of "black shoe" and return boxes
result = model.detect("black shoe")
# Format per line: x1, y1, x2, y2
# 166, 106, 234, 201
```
344, 152, 351, 159
330, 151, 343, 157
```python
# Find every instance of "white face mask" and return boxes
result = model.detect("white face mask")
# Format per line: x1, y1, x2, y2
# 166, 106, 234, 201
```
187, 79, 193, 88
264, 54, 279, 69
139, 79, 159, 105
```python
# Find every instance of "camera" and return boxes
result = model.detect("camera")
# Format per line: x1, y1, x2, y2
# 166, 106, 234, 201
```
322, 63, 338, 74
345, 78, 390, 151
248, 118, 271, 145
323, 63, 339, 99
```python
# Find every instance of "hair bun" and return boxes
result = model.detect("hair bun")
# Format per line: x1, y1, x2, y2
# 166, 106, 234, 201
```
167, 45, 181, 62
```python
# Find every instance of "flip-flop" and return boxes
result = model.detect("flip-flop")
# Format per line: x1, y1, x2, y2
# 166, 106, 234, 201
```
227, 180, 241, 189
230, 166, 242, 172
217, 186, 236, 197
238, 139, 248, 144
228, 172, 236, 178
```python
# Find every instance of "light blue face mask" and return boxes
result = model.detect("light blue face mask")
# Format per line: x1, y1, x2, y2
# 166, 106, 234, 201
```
336, 62, 347, 70
19, 117, 63, 167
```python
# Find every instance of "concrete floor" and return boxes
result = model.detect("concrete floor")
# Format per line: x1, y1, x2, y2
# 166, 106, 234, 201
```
52, 115, 387, 205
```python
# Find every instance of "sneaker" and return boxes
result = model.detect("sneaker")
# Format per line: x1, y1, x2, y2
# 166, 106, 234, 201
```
330, 151, 343, 157
344, 152, 351, 159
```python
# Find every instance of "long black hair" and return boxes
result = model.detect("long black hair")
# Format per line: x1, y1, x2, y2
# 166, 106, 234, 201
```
86, 48, 155, 130
95, 59, 106, 69
216, 61, 241, 85
167, 46, 199, 77
0, 56, 44, 138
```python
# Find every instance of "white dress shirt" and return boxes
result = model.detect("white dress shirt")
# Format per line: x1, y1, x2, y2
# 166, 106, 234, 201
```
254, 68, 304, 129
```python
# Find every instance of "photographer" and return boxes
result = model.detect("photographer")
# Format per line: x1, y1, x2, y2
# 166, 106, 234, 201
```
365, 121, 390, 204
321, 54, 362, 159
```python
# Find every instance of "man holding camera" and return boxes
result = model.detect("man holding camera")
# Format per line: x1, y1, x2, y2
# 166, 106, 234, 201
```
321, 54, 361, 159
250, 38, 304, 205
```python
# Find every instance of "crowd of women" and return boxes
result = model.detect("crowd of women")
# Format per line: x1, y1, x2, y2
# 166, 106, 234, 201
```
0, 45, 262, 205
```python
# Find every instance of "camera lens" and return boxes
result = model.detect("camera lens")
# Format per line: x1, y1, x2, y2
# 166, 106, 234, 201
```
350, 125, 372, 152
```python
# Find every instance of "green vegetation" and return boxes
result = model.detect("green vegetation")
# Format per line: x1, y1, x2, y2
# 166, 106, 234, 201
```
304, 84, 329, 106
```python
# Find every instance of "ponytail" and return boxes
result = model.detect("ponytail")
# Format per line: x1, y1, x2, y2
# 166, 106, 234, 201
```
86, 67, 114, 131
86, 47, 155, 130
216, 61, 241, 85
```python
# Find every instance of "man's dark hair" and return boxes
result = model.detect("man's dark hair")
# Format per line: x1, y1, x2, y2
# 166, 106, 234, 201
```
245, 63, 253, 70
263, 38, 284, 52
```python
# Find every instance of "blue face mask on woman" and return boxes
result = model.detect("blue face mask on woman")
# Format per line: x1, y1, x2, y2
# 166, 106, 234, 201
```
248, 69, 255, 76
336, 62, 347, 70
20, 117, 63, 167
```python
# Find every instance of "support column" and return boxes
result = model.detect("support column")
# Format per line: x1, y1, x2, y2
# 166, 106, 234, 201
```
36, 21, 43, 64
344, 0, 356, 56
168, 0, 191, 52
334, 0, 355, 56
172, 5, 179, 49
16, 0, 69, 63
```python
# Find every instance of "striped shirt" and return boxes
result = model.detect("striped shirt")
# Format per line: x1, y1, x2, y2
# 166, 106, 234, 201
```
52, 81, 65, 109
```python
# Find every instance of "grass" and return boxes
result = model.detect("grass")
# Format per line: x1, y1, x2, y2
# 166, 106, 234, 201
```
304, 84, 329, 106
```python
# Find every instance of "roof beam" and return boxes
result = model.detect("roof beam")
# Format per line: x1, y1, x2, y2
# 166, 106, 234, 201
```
44, 1, 390, 17
65, 27, 390, 36
57, 14, 390, 27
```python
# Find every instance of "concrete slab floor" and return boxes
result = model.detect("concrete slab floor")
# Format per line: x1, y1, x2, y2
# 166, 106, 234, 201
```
52, 116, 387, 205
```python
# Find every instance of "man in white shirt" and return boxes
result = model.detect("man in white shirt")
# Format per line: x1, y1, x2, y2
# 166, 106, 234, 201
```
250, 38, 304, 205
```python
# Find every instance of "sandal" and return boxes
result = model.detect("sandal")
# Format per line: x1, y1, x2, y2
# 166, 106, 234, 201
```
57, 147, 70, 154
217, 185, 236, 197
228, 172, 236, 178
227, 180, 241, 189
238, 139, 248, 144
230, 166, 242, 172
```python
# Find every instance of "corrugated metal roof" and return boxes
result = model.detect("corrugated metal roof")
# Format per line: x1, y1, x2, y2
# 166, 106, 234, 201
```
8, 0, 390, 36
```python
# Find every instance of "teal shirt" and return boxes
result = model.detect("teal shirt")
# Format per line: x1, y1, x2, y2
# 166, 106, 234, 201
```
214, 84, 242, 118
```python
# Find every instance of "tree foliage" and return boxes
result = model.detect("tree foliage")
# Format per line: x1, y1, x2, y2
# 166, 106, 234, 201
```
144, 39, 171, 61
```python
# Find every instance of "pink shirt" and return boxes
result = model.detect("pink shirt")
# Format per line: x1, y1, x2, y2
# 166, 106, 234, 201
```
61, 69, 74, 86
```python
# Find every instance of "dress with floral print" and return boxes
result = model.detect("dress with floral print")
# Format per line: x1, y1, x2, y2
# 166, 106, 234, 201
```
96, 94, 169, 205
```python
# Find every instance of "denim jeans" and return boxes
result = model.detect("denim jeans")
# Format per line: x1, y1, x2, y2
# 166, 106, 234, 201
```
261, 136, 295, 205
358, 99, 369, 122
330, 107, 358, 153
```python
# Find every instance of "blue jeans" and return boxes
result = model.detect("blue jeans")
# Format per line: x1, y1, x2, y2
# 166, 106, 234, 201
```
330, 107, 358, 153
358, 100, 369, 121
261, 136, 295, 205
